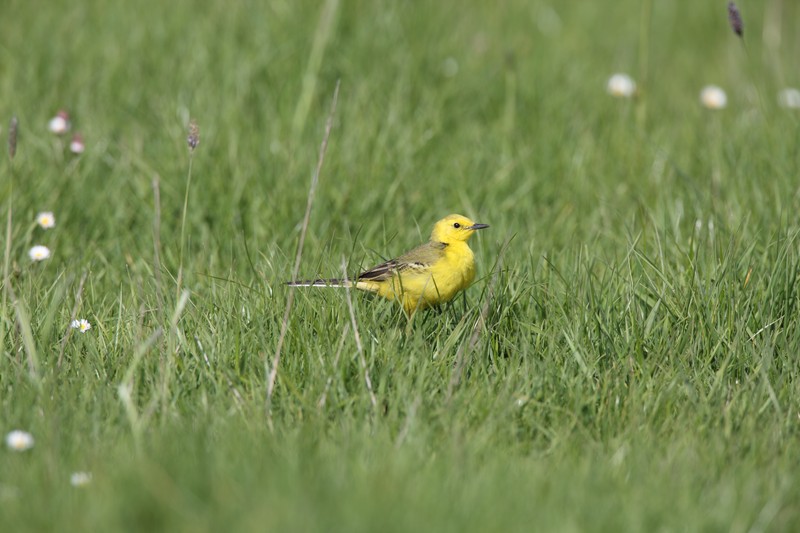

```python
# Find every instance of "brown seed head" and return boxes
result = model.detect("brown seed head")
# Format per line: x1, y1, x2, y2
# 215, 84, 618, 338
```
187, 120, 200, 152
728, 2, 743, 38
8, 117, 18, 159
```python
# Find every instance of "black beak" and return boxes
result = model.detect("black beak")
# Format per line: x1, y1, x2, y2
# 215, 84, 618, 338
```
467, 223, 489, 230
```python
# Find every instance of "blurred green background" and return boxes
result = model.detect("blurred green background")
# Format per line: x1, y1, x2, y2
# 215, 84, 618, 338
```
2, 0, 799, 531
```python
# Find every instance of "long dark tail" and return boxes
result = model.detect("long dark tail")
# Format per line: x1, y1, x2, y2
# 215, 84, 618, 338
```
285, 278, 352, 288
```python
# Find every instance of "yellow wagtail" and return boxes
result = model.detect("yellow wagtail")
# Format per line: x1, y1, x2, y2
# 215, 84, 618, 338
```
287, 214, 489, 314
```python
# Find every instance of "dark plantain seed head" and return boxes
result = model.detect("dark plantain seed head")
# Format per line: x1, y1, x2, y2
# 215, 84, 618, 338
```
728, 2, 743, 38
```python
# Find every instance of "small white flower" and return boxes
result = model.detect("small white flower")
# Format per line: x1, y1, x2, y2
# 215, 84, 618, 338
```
5, 430, 34, 451
48, 111, 70, 135
778, 88, 800, 109
607, 73, 636, 98
70, 472, 92, 487
700, 85, 727, 109
69, 134, 85, 154
70, 319, 92, 333
28, 245, 51, 262
35, 212, 55, 229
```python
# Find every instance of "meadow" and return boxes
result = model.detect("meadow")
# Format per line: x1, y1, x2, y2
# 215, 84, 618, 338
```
2, 0, 800, 531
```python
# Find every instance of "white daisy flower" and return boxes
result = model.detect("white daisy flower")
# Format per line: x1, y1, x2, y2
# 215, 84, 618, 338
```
778, 88, 800, 109
28, 245, 51, 262
5, 430, 35, 451
48, 111, 70, 135
70, 472, 92, 487
69, 134, 85, 154
700, 85, 727, 109
606, 73, 636, 98
70, 319, 92, 333
35, 212, 55, 229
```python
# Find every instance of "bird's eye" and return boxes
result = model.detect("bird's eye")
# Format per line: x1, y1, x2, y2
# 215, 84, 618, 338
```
453, 223, 461, 228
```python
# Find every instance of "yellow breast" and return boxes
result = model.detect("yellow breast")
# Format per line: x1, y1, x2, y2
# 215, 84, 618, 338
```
373, 242, 475, 313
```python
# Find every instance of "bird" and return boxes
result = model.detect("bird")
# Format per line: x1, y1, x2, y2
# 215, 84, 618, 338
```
287, 214, 489, 314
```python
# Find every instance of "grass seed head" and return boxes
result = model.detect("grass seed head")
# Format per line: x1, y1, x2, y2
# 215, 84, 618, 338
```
727, 2, 743, 38
187, 119, 200, 152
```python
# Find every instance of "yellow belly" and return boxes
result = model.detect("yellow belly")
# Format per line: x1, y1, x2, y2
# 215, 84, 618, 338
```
356, 245, 476, 313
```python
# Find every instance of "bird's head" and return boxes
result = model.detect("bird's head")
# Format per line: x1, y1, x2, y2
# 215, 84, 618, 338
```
430, 214, 489, 243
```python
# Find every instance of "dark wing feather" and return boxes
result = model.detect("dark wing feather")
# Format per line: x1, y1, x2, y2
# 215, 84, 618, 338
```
357, 259, 399, 281
356, 242, 446, 282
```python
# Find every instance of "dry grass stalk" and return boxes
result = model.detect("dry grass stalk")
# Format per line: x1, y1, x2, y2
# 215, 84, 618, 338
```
267, 80, 341, 424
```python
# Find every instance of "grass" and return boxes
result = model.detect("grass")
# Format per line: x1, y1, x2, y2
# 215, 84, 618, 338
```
2, 0, 800, 531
